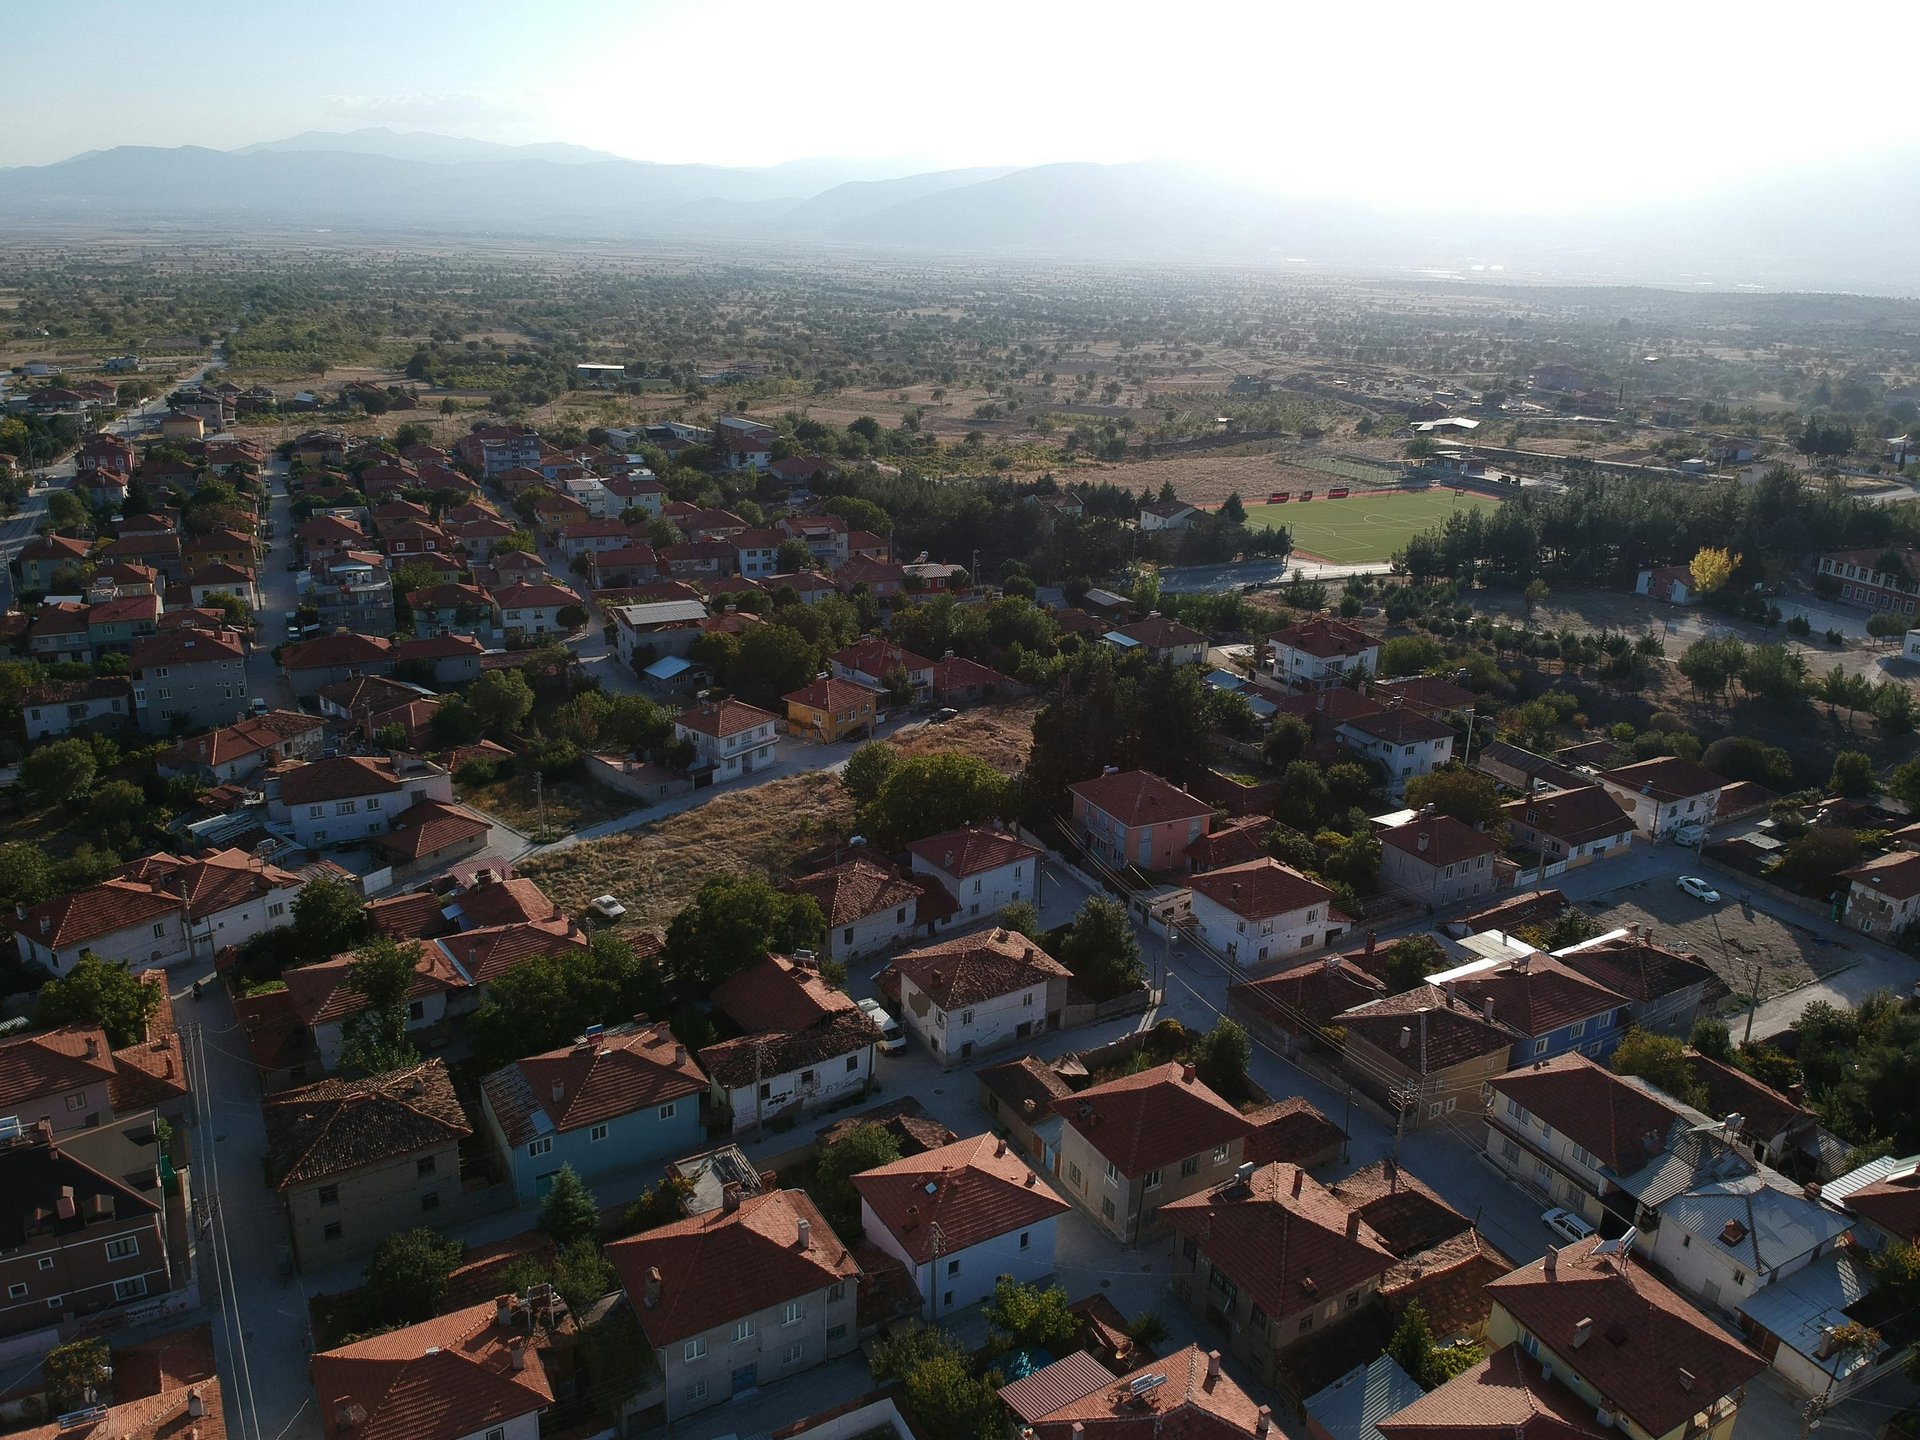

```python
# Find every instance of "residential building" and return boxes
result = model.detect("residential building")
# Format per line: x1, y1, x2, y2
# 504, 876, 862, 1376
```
589, 543, 661, 590
15, 878, 188, 975
1052, 1061, 1254, 1244
130, 628, 247, 735
157, 710, 326, 784
0, 1112, 181, 1339
829, 636, 934, 697
479, 1021, 705, 1205
1502, 785, 1636, 872
672, 697, 780, 782
888, 928, 1071, 1063
490, 580, 580, 638
1816, 547, 1920, 615
1596, 758, 1724, 841
928, 653, 1016, 708
280, 632, 395, 695
394, 633, 488, 686
21, 677, 133, 739
1337, 709, 1456, 797
119, 848, 305, 960
1015, 1345, 1277, 1440
701, 953, 881, 1133
906, 826, 1041, 925
27, 602, 91, 665
264, 1060, 471, 1267
781, 675, 880, 744
1139, 499, 1198, 530
713, 416, 776, 473
0, 1026, 118, 1134
1105, 615, 1208, 665
1477, 740, 1587, 794
1479, 1240, 1767, 1440
308, 553, 396, 634
1637, 566, 1699, 605
1839, 850, 1920, 939
1271, 618, 1378, 690
607, 1188, 860, 1422
309, 1301, 552, 1440
855, 1132, 1070, 1320
1190, 858, 1343, 964
787, 857, 944, 963
1068, 768, 1215, 873
1438, 950, 1629, 1065
1163, 1162, 1397, 1380
1685, 1049, 1846, 1180
732, 527, 784, 578
1552, 927, 1724, 1037
270, 754, 453, 849
611, 599, 710, 666
1485, 1054, 1685, 1227
1229, 953, 1388, 1058
17, 532, 92, 594
1335, 987, 1515, 1127
1378, 812, 1500, 906
778, 513, 849, 568
280, 943, 471, 1073
1306, 1357, 1425, 1440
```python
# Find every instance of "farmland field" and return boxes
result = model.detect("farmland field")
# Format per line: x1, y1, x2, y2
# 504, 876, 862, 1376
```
1244, 487, 1502, 564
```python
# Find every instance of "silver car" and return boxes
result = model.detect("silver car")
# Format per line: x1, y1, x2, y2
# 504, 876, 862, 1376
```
858, 997, 907, 1055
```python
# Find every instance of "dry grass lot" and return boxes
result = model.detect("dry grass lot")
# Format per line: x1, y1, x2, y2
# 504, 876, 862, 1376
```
890, 699, 1040, 773
1578, 877, 1852, 1003
455, 770, 636, 837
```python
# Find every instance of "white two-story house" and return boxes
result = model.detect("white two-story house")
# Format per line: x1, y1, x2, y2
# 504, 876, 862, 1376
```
1270, 617, 1378, 690
887, 928, 1072, 1065
1596, 757, 1724, 841
907, 826, 1042, 926
269, 754, 454, 850
1336, 709, 1455, 798
1187, 858, 1343, 966
672, 698, 780, 781
15, 879, 189, 975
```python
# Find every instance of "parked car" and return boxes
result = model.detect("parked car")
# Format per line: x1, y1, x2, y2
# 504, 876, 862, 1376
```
1542, 1207, 1595, 1244
857, 997, 907, 1055
930, 707, 959, 724
588, 894, 627, 922
249, 697, 269, 717
1677, 875, 1721, 904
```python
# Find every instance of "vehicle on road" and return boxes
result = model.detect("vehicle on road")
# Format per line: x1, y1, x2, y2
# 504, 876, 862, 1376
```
857, 997, 907, 1055
249, 697, 269, 717
1676, 875, 1721, 904
930, 707, 959, 724
1671, 824, 1705, 846
1542, 1207, 1595, 1244
588, 894, 627, 921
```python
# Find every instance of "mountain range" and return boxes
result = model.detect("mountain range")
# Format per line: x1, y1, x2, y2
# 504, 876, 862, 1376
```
2, 129, 1916, 293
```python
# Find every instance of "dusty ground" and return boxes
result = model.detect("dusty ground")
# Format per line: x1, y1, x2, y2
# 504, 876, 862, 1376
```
889, 699, 1039, 773
1577, 877, 1851, 1002
455, 770, 635, 837
520, 770, 853, 929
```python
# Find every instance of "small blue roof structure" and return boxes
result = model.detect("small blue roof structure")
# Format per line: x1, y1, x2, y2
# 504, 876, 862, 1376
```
644, 655, 692, 681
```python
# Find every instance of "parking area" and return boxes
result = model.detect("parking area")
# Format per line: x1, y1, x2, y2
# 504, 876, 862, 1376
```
1576, 873, 1853, 1002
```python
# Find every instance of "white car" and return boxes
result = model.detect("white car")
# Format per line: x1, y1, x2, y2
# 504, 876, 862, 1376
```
587, 894, 627, 922
1542, 1207, 1595, 1244
1676, 876, 1721, 904
858, 997, 908, 1055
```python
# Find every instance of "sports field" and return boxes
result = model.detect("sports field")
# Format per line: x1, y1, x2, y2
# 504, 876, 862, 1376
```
1242, 488, 1501, 564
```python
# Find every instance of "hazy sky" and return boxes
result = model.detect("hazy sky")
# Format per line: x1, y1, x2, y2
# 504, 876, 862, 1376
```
6, 0, 1916, 211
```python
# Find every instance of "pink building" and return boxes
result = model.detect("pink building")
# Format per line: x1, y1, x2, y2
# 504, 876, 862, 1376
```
1068, 769, 1214, 873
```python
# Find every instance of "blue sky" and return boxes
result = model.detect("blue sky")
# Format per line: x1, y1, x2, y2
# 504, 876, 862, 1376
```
6, 0, 1917, 212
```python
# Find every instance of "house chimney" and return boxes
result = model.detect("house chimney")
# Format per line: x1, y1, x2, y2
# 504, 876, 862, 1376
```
673, 1044, 686, 1065
1482, 998, 1495, 1023
797, 1218, 812, 1251
1346, 1211, 1361, 1240
495, 1294, 514, 1326
644, 1266, 662, 1307
1291, 1168, 1305, 1199
13, 902, 23, 922
1417, 833, 1429, 853
187, 1391, 206, 1419
1573, 1317, 1594, 1349
550, 1080, 565, 1104
1206, 1350, 1221, 1382
83, 1036, 98, 1059
1256, 1407, 1273, 1437
905, 1205, 920, 1230
1544, 1249, 1558, 1279
1183, 1063, 1197, 1084
722, 1181, 742, 1212
508, 1339, 527, 1372
1365, 930, 1376, 957
56, 1185, 76, 1221
1399, 1026, 1412, 1051
995, 1137, 1008, 1157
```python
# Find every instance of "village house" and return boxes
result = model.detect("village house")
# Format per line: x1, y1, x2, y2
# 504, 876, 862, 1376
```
701, 952, 881, 1133
787, 856, 944, 962
1502, 784, 1637, 873
120, 847, 305, 961
1597, 757, 1724, 840
1105, 615, 1209, 665
907, 825, 1041, 926
489, 579, 581, 638
130, 628, 247, 735
1551, 926, 1724, 1037
1228, 952, 1388, 1058
1053, 1061, 1255, 1245
672, 697, 780, 782
829, 636, 934, 698
1438, 950, 1630, 1065
308, 552, 396, 635
855, 1132, 1070, 1321
22, 676, 134, 739
1378, 812, 1501, 906
781, 675, 880, 744
158, 710, 326, 784
886, 928, 1071, 1063
269, 753, 453, 850
588, 543, 660, 590
1337, 708, 1456, 797
1816, 547, 1920, 615
1839, 849, 1920, 939
264, 1060, 471, 1268
280, 944, 469, 1074
1335, 986, 1516, 1127
394, 633, 487, 686
778, 513, 849, 567
0, 1026, 119, 1134
280, 632, 396, 695
1271, 617, 1379, 690
1189, 857, 1344, 965
1068, 768, 1215, 873
17, 532, 91, 593
479, 1020, 706, 1205
15, 878, 188, 975
1637, 565, 1700, 605
1139, 498, 1199, 530
1011, 1346, 1277, 1440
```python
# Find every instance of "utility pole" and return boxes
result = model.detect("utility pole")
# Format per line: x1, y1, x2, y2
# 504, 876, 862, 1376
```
534, 770, 548, 843
1389, 1079, 1421, 1163
1342, 1086, 1354, 1162
1744, 962, 1762, 1046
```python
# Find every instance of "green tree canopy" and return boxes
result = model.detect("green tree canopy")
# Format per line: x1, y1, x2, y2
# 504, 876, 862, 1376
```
659, 874, 825, 990
360, 1228, 464, 1327
468, 667, 535, 738
859, 750, 1011, 848
38, 951, 160, 1049
1611, 1028, 1706, 1108
1192, 1018, 1252, 1098
1403, 767, 1504, 831
815, 1122, 901, 1231
1383, 935, 1446, 993
539, 1165, 602, 1247
338, 939, 422, 1077
292, 874, 375, 963
983, 1276, 1079, 1354
22, 737, 98, 805
1056, 895, 1145, 1000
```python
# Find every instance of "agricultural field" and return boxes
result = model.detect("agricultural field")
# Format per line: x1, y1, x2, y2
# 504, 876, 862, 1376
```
1243, 487, 1503, 564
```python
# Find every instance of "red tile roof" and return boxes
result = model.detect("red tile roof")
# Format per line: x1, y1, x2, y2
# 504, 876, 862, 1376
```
712, 952, 858, 1032
1376, 1346, 1609, 1440
282, 944, 467, 1028
17, 1370, 226, 1440
786, 856, 926, 929
1053, 1061, 1253, 1176
277, 755, 405, 807
1337, 988, 1517, 1073
831, 635, 933, 676
891, 927, 1069, 1009
1552, 932, 1720, 1006
1840, 849, 1920, 901
697, 1011, 880, 1089
1485, 1242, 1768, 1436
16, 878, 182, 951
907, 826, 1040, 879
1114, 616, 1207, 648
852, 1132, 1069, 1264
1185, 813, 1273, 872
1244, 1097, 1350, 1168
372, 798, 491, 863
481, 1021, 704, 1146
449, 876, 557, 929
0, 1024, 116, 1107
117, 847, 301, 921
1502, 785, 1636, 847
1230, 956, 1387, 1040
490, 580, 582, 611
1190, 857, 1333, 920
607, 1189, 859, 1346
1844, 1167, 1920, 1243
1381, 813, 1500, 868
673, 696, 778, 739
281, 632, 394, 670
1493, 1054, 1682, 1173
1342, 707, 1456, 744
1068, 769, 1214, 828
1272, 617, 1375, 660
1026, 1344, 1270, 1440
1444, 955, 1627, 1038
308, 1301, 552, 1440
1598, 756, 1724, 803
130, 628, 243, 669
108, 977, 188, 1112
264, 1060, 470, 1187
782, 676, 881, 711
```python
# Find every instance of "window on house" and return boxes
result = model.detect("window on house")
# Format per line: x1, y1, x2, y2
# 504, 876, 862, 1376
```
782, 1301, 802, 1326
529, 1138, 552, 1157
1101, 1197, 1116, 1221
104, 1235, 140, 1262
1018, 1232, 1031, 1251
486, 1430, 504, 1440
946, 1259, 961, 1277
1299, 1314, 1314, 1334
1144, 1169, 1162, 1190
1570, 1019, 1586, 1038
657, 1102, 677, 1120
318, 1185, 340, 1206
1533, 1037, 1549, 1055
684, 1338, 707, 1361
37, 1257, 53, 1271
961, 1009, 975, 1025
421, 1193, 440, 1212
268, 902, 285, 918
1181, 1157, 1200, 1178
591, 1123, 609, 1142
323, 1222, 342, 1242
1501, 1138, 1520, 1163
1105, 1162, 1121, 1186
781, 1343, 803, 1367
828, 1282, 845, 1301
5, 1284, 24, 1299
1212, 1145, 1230, 1163
733, 1319, 754, 1342
1068, 1163, 1083, 1187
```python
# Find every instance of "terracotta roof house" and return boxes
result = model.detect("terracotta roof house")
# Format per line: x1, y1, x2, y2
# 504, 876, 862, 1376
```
0, 1025, 119, 1134
157, 710, 325, 784
885, 927, 1071, 1065
117, 847, 306, 963
1189, 857, 1345, 966
1681, 1049, 1842, 1180
1503, 785, 1637, 874
14, 877, 188, 976
1022, 1344, 1276, 1440
854, 1132, 1070, 1320
480, 1020, 705, 1205
977, 1055, 1075, 1168
1229, 954, 1388, 1057
269, 753, 454, 851
1244, 1097, 1349, 1170
928, 653, 1017, 707
280, 942, 471, 1071
1164, 1161, 1398, 1382
1596, 758, 1724, 841
263, 1061, 471, 1266
829, 636, 934, 695
1378, 812, 1501, 907
1334, 986, 1516, 1127
701, 953, 881, 1135
371, 797, 492, 878
1053, 1061, 1255, 1244
606, 1189, 860, 1421
671, 698, 780, 782
1272, 617, 1378, 690
906, 825, 1041, 927
1376, 1345, 1612, 1440
1107, 615, 1209, 665
308, 1300, 553, 1440
1552, 927, 1725, 1038
1439, 952, 1631, 1067
443, 874, 559, 931
1186, 813, 1275, 873
785, 856, 946, 962
1139, 498, 1199, 530
18, 1339, 225, 1440
130, 627, 248, 736
1069, 768, 1215, 874
1839, 849, 1920, 940
1338, 709, 1457, 798
280, 632, 395, 694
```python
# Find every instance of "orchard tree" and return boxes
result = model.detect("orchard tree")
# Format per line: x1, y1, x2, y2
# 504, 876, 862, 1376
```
660, 874, 824, 990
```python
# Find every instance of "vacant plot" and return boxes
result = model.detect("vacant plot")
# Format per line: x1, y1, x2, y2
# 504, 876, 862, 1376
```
456, 770, 635, 839
1243, 489, 1502, 564
520, 771, 853, 930
889, 699, 1040, 774
1580, 879, 1851, 1003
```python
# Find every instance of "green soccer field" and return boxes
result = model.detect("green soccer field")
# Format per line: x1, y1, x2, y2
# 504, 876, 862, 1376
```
1241, 488, 1502, 564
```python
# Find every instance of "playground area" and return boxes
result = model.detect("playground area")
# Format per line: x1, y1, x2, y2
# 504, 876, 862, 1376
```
1242, 486, 1502, 564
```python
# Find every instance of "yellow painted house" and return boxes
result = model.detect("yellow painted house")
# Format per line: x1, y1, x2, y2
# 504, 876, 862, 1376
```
782, 675, 881, 744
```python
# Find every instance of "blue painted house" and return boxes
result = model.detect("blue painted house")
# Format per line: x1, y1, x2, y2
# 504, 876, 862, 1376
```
480, 1019, 707, 1205
1440, 951, 1630, 1067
